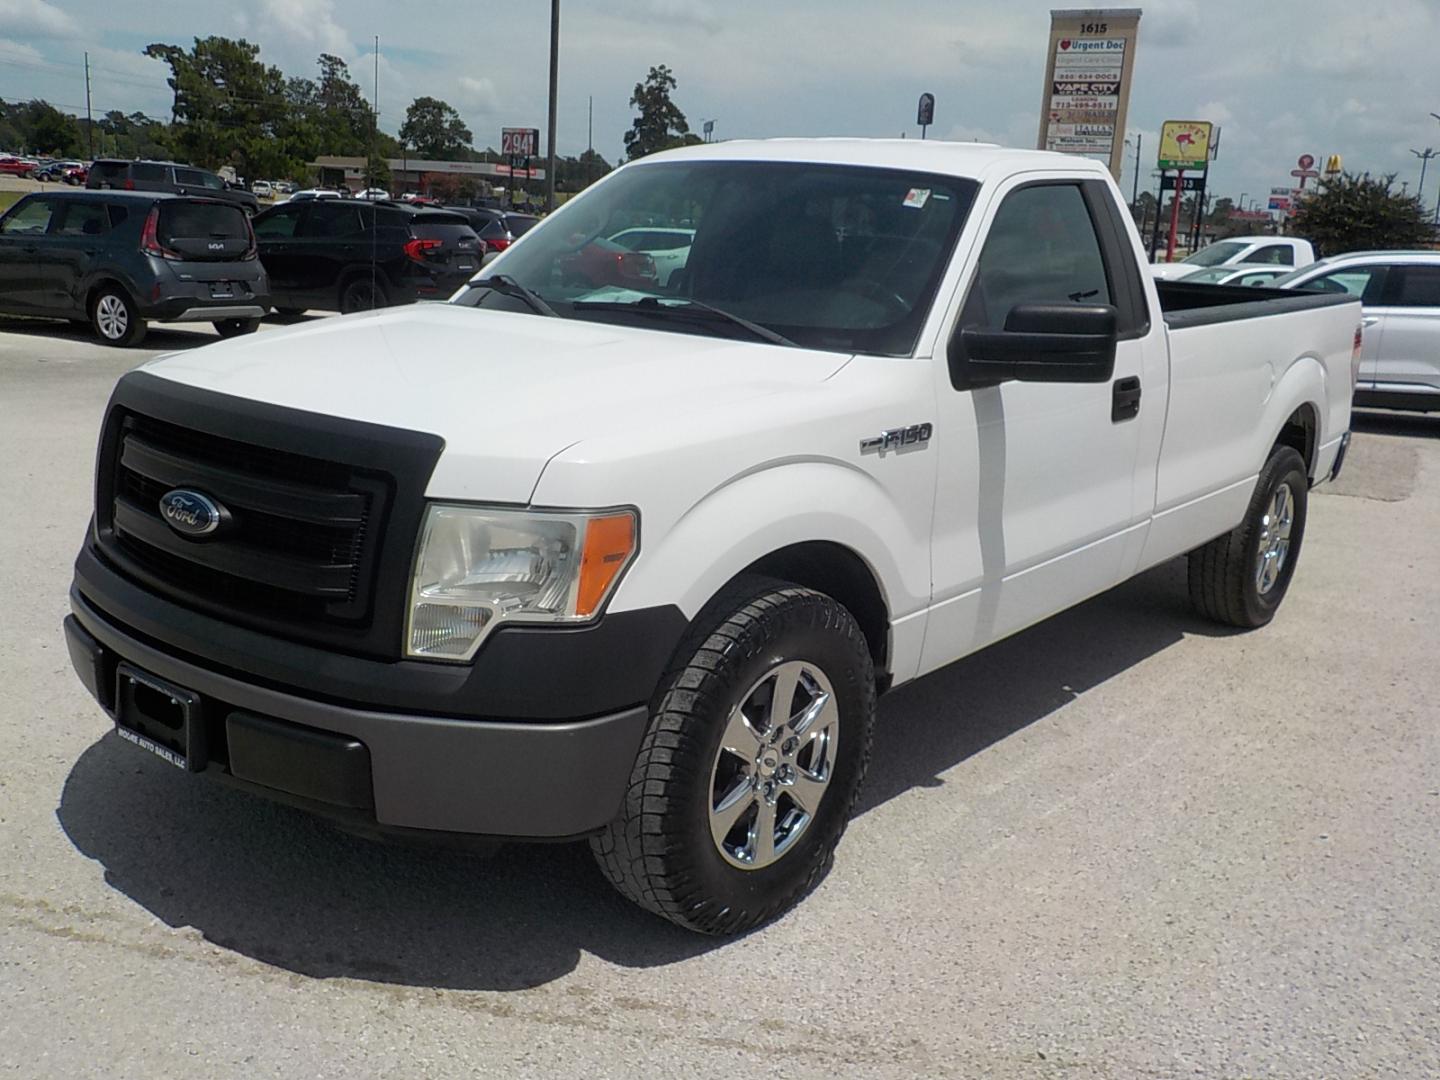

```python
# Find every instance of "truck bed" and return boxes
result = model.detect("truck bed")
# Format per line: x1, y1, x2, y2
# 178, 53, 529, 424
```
1157, 280, 1355, 329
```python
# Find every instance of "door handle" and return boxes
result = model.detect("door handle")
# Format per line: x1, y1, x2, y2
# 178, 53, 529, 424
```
1362, 316, 1381, 327
1112, 376, 1142, 423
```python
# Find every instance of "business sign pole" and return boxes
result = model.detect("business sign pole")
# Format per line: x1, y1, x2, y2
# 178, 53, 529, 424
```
1037, 8, 1142, 180
1157, 120, 1213, 262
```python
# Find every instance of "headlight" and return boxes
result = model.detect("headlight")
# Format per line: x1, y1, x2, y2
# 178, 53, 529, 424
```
406, 505, 638, 661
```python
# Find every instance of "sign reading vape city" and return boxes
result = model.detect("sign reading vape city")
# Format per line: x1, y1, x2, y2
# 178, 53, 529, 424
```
1037, 8, 1142, 180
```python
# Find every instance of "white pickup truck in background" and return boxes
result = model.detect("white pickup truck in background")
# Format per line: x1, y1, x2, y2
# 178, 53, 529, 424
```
1152, 235, 1317, 280
66, 140, 1361, 935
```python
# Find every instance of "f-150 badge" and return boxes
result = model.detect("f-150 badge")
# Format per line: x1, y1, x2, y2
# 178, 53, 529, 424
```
860, 423, 933, 454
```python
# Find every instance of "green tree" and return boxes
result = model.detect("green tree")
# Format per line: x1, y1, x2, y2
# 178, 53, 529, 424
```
1289, 172, 1431, 257
398, 97, 472, 159
24, 101, 82, 155
623, 65, 699, 161
145, 36, 289, 179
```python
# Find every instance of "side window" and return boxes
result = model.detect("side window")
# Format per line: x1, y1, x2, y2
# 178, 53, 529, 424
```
253, 207, 303, 238
173, 168, 205, 186
107, 204, 130, 228
56, 201, 111, 236
299, 203, 363, 238
964, 183, 1111, 329
131, 163, 166, 183
1301, 266, 1388, 303
1250, 245, 1294, 266
1392, 265, 1440, 308
0, 197, 58, 235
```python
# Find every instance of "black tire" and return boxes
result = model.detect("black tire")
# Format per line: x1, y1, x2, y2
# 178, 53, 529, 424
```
89, 286, 146, 347
339, 277, 388, 313
591, 575, 876, 935
213, 317, 260, 338
1188, 446, 1309, 628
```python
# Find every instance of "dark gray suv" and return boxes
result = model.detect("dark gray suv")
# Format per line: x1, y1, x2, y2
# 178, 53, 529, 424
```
87, 159, 260, 215
0, 190, 270, 346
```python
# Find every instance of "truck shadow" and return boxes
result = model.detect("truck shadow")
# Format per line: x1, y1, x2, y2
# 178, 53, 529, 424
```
57, 559, 1214, 991
1350, 409, 1440, 439
0, 315, 219, 349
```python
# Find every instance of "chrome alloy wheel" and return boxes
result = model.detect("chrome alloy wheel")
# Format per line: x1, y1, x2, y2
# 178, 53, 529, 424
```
1255, 481, 1295, 595
708, 660, 840, 871
95, 294, 128, 340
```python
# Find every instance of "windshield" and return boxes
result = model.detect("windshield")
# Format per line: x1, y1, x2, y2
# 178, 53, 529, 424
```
453, 160, 977, 354
1184, 240, 1249, 267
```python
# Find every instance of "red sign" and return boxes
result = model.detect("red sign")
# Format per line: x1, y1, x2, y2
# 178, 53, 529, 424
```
1298, 154, 1315, 170
501, 128, 539, 156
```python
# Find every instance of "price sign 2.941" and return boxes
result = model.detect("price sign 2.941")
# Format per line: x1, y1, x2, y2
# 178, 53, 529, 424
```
501, 128, 539, 157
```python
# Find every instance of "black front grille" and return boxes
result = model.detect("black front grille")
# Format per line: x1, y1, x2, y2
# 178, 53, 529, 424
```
91, 372, 445, 659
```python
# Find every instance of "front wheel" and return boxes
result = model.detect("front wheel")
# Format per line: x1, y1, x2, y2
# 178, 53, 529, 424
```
1188, 445, 1309, 628
339, 277, 388, 313
591, 576, 876, 935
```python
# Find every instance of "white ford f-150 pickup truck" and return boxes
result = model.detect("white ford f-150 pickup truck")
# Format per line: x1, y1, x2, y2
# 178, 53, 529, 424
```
66, 140, 1361, 934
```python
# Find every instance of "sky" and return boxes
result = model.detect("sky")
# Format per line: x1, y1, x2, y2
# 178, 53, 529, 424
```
2, 0, 1439, 209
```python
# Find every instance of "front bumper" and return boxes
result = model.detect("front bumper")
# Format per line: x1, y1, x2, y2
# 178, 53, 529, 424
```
66, 594, 655, 840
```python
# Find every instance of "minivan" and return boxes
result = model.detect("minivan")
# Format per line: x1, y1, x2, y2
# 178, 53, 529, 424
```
88, 159, 260, 215
0, 190, 270, 346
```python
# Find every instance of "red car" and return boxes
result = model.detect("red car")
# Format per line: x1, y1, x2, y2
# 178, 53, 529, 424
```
558, 236, 658, 289
0, 156, 38, 178
62, 163, 88, 185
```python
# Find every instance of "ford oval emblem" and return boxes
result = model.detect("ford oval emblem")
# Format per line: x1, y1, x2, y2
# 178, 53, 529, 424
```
159, 489, 224, 537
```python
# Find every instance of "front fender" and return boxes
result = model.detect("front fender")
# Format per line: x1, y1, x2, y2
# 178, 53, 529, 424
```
611, 460, 929, 629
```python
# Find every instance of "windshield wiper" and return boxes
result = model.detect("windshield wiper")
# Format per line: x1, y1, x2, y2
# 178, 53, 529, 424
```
572, 296, 795, 347
469, 274, 558, 317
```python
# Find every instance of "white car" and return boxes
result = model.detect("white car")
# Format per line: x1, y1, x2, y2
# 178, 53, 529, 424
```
65, 139, 1360, 935
1175, 263, 1292, 288
356, 188, 390, 201
1274, 251, 1440, 412
608, 227, 695, 287
1153, 236, 1316, 280
250, 180, 273, 198
286, 188, 342, 202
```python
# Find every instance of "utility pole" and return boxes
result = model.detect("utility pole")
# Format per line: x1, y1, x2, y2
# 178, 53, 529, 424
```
1411, 147, 1436, 217
546, 0, 559, 212
1125, 133, 1141, 209
84, 52, 93, 158
1430, 113, 1440, 224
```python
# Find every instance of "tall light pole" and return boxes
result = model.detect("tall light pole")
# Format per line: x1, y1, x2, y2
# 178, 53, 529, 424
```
545, 0, 559, 212
1239, 192, 1248, 212
1430, 113, 1440, 224
1411, 147, 1436, 218
1124, 134, 1142, 209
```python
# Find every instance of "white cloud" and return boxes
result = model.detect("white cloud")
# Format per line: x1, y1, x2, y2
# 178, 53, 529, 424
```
0, 0, 77, 38
457, 75, 499, 114
0, 36, 44, 62
635, 0, 720, 33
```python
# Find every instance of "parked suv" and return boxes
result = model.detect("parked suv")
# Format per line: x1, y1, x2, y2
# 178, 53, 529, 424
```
443, 206, 538, 256
0, 190, 269, 346
251, 199, 482, 313
88, 159, 260, 215
1275, 251, 1440, 412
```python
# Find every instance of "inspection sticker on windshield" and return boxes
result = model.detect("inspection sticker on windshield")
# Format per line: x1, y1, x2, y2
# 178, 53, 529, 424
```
903, 188, 931, 209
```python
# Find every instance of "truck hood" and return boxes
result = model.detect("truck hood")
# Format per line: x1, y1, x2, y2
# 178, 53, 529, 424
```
143, 305, 851, 502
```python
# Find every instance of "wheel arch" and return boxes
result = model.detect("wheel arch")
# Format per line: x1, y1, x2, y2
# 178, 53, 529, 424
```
1263, 357, 1327, 480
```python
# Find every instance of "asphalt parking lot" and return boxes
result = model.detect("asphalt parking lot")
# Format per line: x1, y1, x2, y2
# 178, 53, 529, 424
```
2, 317, 1438, 1079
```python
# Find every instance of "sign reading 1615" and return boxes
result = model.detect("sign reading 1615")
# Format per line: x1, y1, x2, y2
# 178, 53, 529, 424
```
1078, 21, 1108, 32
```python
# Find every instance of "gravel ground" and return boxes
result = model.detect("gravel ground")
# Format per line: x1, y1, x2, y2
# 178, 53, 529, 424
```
2, 318, 1437, 1079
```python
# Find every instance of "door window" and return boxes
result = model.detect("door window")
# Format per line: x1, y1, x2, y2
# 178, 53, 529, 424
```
55, 201, 111, 236
0, 198, 58, 235
253, 207, 304, 238
1249, 245, 1294, 265
298, 203, 364, 237
131, 163, 166, 183
965, 183, 1111, 329
1391, 265, 1440, 308
1299, 266, 1389, 303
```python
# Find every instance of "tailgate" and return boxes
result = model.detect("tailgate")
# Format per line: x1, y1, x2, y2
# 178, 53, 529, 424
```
159, 201, 252, 262
411, 214, 482, 275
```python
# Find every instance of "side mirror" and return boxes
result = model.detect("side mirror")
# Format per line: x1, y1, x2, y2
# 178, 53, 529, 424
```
949, 303, 1118, 388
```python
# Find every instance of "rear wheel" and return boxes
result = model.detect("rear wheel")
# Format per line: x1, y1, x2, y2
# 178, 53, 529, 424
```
591, 575, 876, 935
339, 277, 388, 313
1188, 445, 1309, 628
89, 287, 146, 347
214, 318, 260, 338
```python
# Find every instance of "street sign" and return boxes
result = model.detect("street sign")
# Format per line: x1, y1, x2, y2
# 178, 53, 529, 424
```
1298, 154, 1315, 170
1270, 186, 1291, 196
1291, 168, 1320, 179
501, 128, 540, 156
1160, 174, 1202, 191
917, 92, 935, 127
1157, 120, 1213, 170
1268, 197, 1292, 211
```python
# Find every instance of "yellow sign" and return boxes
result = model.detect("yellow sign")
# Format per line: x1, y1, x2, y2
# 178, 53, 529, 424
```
1158, 120, 1213, 170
